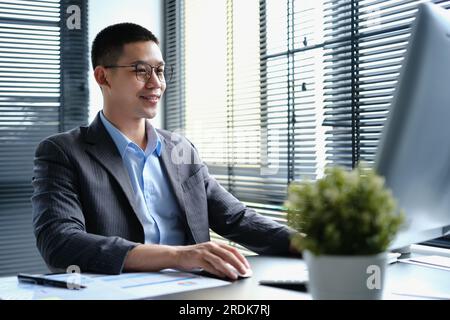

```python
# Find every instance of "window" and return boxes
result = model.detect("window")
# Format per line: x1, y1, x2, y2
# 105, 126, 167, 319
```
165, 0, 450, 248
0, 0, 89, 276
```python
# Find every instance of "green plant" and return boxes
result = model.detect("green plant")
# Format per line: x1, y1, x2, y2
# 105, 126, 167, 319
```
285, 164, 405, 255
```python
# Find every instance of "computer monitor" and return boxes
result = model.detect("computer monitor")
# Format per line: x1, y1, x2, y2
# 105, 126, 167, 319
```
375, 2, 450, 251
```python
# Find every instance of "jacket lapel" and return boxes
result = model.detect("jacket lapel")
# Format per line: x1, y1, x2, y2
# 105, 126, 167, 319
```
159, 137, 187, 217
158, 134, 201, 243
82, 114, 141, 217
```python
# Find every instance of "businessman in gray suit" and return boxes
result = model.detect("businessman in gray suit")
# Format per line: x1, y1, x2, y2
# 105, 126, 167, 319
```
32, 23, 297, 278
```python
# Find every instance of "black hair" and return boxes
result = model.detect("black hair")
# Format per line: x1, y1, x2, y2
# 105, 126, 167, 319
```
91, 22, 159, 70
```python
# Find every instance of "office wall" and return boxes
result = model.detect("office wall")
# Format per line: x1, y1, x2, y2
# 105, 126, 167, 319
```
88, 0, 164, 128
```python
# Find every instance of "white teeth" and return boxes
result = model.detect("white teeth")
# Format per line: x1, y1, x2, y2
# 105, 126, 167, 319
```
141, 95, 159, 101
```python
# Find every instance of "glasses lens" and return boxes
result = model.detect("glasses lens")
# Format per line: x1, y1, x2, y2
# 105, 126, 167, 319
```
135, 63, 148, 82
134, 63, 173, 83
164, 65, 173, 83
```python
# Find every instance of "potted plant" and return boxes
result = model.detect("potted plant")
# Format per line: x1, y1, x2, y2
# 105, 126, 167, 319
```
285, 164, 404, 300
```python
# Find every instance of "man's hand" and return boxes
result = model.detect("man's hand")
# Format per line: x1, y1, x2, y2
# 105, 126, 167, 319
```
123, 242, 250, 280
174, 241, 250, 280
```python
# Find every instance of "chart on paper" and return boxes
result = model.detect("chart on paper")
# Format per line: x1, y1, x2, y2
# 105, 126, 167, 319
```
87, 269, 230, 298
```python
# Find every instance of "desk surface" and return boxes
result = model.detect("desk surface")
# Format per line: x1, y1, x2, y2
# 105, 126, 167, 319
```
1, 255, 448, 300
155, 255, 450, 300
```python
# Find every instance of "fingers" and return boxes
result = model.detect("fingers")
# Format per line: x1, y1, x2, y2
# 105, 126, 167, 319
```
221, 243, 251, 269
200, 258, 229, 279
197, 242, 250, 279
174, 242, 251, 280
211, 242, 250, 274
203, 253, 239, 280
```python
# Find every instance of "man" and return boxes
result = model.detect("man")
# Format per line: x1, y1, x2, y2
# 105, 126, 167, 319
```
32, 23, 296, 278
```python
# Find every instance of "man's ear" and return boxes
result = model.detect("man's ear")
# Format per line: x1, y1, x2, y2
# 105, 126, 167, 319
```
94, 66, 110, 88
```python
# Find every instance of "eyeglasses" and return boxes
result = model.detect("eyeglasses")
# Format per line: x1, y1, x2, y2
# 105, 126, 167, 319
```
104, 62, 173, 83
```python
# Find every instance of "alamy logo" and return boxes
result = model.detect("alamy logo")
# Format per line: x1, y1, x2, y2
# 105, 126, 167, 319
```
366, 265, 381, 290
66, 265, 82, 289
66, 5, 81, 30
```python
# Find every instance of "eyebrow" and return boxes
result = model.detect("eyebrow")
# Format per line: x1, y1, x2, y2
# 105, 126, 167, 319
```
130, 60, 165, 66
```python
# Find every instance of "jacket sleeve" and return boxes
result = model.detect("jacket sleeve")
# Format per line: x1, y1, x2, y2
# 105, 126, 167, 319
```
31, 138, 139, 275
203, 166, 297, 256
179, 137, 299, 256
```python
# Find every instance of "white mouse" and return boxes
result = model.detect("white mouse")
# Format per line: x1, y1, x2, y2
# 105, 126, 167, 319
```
225, 263, 253, 278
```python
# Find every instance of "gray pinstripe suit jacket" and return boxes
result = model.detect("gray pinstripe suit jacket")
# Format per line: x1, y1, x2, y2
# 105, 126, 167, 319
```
32, 113, 295, 274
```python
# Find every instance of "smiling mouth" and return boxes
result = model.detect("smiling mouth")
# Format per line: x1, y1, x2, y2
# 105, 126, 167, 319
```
140, 95, 160, 103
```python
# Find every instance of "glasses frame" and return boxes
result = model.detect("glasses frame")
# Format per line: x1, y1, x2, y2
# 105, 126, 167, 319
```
104, 62, 173, 83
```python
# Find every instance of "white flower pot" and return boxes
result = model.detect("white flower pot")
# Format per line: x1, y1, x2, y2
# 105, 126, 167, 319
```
304, 250, 388, 300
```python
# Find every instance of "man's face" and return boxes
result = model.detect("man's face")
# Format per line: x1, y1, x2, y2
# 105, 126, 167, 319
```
105, 41, 166, 120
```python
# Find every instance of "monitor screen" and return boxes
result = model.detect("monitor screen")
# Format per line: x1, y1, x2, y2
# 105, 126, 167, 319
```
375, 2, 450, 250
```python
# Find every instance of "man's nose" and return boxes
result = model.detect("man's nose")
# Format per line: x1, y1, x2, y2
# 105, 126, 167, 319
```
145, 69, 162, 88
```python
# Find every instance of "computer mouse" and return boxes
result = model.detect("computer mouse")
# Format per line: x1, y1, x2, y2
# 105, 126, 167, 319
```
225, 263, 253, 279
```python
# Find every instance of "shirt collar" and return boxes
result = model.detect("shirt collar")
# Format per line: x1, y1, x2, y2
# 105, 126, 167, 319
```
145, 120, 163, 157
99, 111, 162, 158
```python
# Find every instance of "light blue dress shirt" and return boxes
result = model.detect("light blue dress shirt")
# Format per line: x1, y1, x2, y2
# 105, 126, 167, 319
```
100, 111, 186, 245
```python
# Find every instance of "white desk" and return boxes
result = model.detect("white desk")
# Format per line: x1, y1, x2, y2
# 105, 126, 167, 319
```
0, 245, 448, 300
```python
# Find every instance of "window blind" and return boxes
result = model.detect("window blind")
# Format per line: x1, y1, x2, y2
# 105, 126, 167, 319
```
165, 0, 450, 248
0, 0, 89, 276
323, 0, 450, 247
324, 0, 450, 168
165, 0, 325, 215
164, 0, 185, 131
